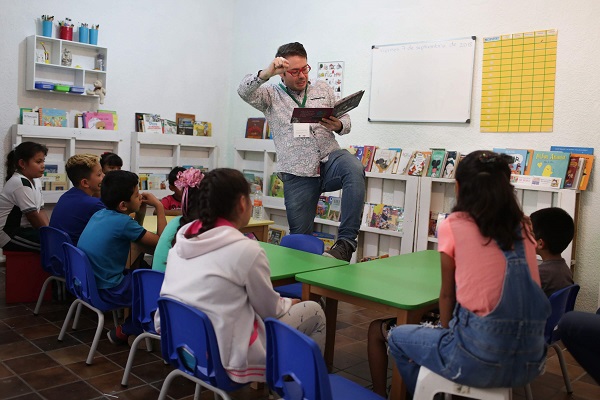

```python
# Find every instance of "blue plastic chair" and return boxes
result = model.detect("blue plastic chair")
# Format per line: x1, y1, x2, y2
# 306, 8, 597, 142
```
58, 243, 122, 365
525, 283, 580, 400
276, 234, 325, 299
121, 269, 164, 387
265, 317, 384, 400
34, 226, 73, 315
157, 297, 243, 400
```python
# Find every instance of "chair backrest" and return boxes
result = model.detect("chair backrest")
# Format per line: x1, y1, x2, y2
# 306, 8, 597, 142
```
157, 297, 240, 392
40, 226, 72, 276
62, 243, 114, 312
280, 234, 324, 255
265, 317, 333, 400
132, 269, 164, 334
546, 283, 580, 343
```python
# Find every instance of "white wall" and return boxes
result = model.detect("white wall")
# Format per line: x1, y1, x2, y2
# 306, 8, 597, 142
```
1, 1, 599, 311
228, 0, 600, 312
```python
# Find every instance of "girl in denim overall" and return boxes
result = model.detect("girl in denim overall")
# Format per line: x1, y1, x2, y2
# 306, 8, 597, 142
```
387, 150, 551, 395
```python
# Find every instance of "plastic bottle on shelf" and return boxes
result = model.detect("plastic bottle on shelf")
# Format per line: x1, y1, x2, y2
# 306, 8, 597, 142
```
95, 52, 104, 71
252, 185, 264, 220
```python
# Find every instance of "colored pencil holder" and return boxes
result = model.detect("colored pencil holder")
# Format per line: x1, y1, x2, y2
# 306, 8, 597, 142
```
89, 29, 98, 45
60, 25, 73, 41
78, 26, 89, 43
42, 20, 52, 37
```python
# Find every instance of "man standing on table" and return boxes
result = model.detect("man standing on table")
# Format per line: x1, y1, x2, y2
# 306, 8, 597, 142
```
238, 42, 365, 262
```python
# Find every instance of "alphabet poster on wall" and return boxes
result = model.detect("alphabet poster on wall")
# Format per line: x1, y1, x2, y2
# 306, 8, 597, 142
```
480, 29, 557, 133
317, 61, 344, 101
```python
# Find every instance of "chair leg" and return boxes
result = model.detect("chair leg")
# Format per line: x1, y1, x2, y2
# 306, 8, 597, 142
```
525, 384, 533, 400
72, 302, 83, 330
86, 307, 105, 365
194, 383, 201, 400
58, 299, 82, 341
551, 342, 573, 394
145, 337, 153, 352
121, 332, 148, 387
158, 369, 179, 400
33, 276, 55, 315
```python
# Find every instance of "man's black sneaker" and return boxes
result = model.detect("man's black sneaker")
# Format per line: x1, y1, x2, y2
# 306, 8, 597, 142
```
323, 240, 354, 262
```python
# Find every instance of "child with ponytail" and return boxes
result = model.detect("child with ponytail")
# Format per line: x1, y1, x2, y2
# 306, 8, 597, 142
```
156, 168, 326, 384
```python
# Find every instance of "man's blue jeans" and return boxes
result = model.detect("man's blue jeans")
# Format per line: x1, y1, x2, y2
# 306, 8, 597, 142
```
279, 149, 365, 248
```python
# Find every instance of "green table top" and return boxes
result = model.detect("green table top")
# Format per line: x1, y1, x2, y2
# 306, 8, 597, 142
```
296, 250, 441, 310
260, 242, 349, 280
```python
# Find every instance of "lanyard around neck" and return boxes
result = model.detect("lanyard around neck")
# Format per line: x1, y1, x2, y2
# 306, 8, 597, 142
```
279, 83, 307, 108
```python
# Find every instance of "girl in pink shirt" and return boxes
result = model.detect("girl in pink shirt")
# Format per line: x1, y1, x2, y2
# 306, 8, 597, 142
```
370, 150, 551, 397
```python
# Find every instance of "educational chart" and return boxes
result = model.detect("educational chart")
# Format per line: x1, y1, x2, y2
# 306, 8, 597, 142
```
317, 61, 344, 101
480, 29, 557, 132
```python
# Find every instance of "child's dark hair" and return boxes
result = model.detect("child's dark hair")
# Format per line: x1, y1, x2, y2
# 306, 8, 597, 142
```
6, 141, 48, 181
65, 154, 99, 187
101, 170, 138, 210
184, 168, 250, 237
276, 42, 307, 59
453, 150, 526, 250
100, 152, 123, 169
530, 207, 574, 254
168, 166, 186, 186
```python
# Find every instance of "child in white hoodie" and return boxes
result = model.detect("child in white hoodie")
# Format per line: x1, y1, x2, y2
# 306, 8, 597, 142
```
156, 168, 325, 384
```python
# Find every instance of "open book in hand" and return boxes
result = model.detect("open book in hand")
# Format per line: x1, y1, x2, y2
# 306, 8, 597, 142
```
290, 90, 365, 123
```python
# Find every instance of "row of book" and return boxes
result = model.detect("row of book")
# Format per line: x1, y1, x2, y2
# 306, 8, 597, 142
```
19, 107, 118, 130
349, 145, 594, 190
316, 196, 342, 222
135, 113, 212, 136
362, 203, 405, 233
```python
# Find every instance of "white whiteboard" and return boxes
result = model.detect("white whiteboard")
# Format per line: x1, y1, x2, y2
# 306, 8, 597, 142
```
368, 37, 476, 123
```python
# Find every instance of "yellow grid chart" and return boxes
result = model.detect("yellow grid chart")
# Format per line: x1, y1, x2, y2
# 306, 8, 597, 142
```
481, 29, 557, 132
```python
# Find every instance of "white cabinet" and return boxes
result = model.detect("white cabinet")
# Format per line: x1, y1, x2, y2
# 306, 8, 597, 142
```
13, 124, 130, 203
26, 35, 107, 96
416, 177, 580, 264
131, 132, 217, 199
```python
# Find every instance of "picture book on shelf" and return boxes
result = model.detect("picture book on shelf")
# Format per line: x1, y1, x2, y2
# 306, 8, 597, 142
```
162, 119, 177, 135
563, 156, 580, 189
176, 113, 195, 135
572, 153, 594, 190
20, 108, 39, 125
396, 149, 413, 175
493, 148, 528, 175
312, 231, 335, 251
142, 114, 163, 134
39, 108, 67, 127
316, 195, 330, 219
327, 196, 341, 222
427, 148, 446, 178
268, 228, 286, 246
550, 146, 594, 155
388, 147, 402, 174
245, 118, 265, 139
289, 89, 365, 123
269, 173, 284, 198
371, 148, 397, 174
97, 110, 119, 130
406, 151, 431, 177
442, 151, 459, 179
83, 112, 115, 130
41, 173, 68, 191
369, 203, 385, 228
193, 121, 212, 136
361, 203, 373, 227
528, 150, 570, 188
348, 146, 364, 164
361, 145, 377, 172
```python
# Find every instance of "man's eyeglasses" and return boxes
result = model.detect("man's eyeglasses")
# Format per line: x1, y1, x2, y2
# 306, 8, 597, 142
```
286, 64, 311, 77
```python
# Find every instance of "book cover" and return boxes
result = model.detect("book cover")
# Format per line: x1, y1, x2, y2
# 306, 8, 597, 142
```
142, 114, 162, 134
407, 151, 431, 177
428, 211, 439, 237
371, 148, 397, 173
493, 148, 528, 175
162, 119, 177, 135
573, 154, 594, 190
41, 173, 68, 191
528, 151, 570, 188
312, 231, 335, 251
332, 89, 365, 118
388, 147, 402, 174
361, 203, 372, 226
268, 228, 286, 245
193, 121, 212, 136
265, 122, 272, 139
316, 195, 330, 219
563, 156, 580, 189
378, 205, 396, 230
349, 146, 364, 164
550, 146, 594, 155
22, 111, 39, 126
97, 109, 119, 130
138, 173, 148, 190
396, 149, 414, 175
361, 145, 377, 172
427, 148, 446, 178
135, 112, 146, 132
389, 206, 404, 232
442, 151, 459, 179
269, 173, 284, 198
327, 196, 341, 222
572, 157, 587, 190
245, 118, 265, 139
84, 112, 115, 130
523, 149, 535, 176
176, 113, 195, 135
290, 107, 333, 123
39, 108, 68, 127
369, 203, 384, 228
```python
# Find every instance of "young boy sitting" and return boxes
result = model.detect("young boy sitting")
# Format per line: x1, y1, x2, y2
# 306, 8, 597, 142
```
157, 166, 186, 216
530, 207, 575, 297
50, 154, 105, 245
77, 170, 167, 344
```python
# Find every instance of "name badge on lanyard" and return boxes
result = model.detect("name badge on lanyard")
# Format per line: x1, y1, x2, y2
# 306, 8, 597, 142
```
280, 83, 311, 138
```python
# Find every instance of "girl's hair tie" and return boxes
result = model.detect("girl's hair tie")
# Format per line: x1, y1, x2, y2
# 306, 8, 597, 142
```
174, 168, 204, 218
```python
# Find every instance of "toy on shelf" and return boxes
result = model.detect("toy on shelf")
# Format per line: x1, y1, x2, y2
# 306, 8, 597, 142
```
86, 80, 106, 104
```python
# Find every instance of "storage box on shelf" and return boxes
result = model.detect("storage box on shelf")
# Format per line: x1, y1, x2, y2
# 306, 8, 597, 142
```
416, 176, 579, 264
131, 132, 217, 199
26, 35, 107, 97
13, 124, 130, 203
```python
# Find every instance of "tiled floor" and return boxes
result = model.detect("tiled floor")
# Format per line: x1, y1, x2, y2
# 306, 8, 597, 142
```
1, 266, 599, 400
